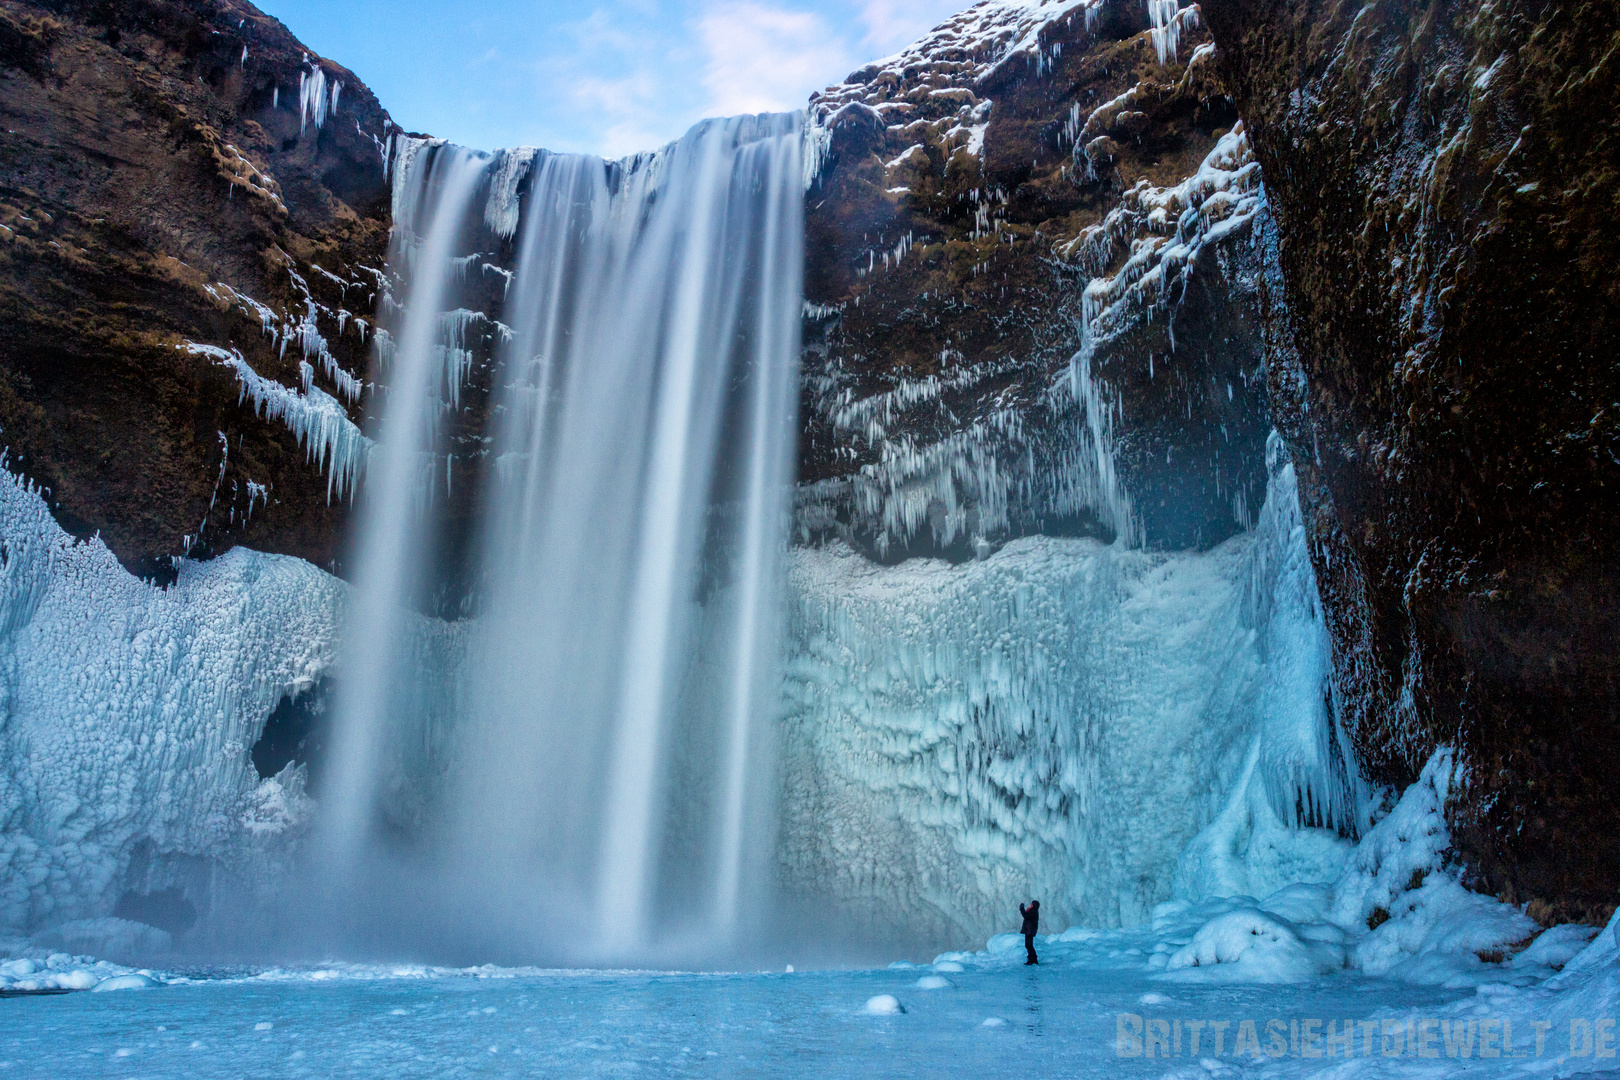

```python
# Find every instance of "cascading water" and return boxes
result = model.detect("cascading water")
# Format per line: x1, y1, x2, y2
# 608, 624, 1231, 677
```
318, 115, 803, 963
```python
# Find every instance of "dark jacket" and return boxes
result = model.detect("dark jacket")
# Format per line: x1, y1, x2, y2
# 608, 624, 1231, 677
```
1019, 902, 1039, 936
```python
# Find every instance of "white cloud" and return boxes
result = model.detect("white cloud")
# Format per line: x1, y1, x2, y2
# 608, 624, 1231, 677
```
696, 3, 855, 116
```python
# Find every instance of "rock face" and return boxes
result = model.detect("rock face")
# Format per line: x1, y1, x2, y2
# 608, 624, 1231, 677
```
1203, 0, 1620, 921
798, 0, 1272, 560
0, 0, 394, 581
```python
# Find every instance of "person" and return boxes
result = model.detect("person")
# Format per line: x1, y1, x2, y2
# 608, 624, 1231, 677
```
1019, 900, 1040, 965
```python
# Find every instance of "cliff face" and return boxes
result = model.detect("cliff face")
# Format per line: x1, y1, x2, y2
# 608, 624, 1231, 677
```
798, 0, 1272, 560
0, 0, 393, 581
1203, 0, 1620, 920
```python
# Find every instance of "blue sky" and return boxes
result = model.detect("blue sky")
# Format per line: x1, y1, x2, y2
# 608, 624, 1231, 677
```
255, 1, 965, 158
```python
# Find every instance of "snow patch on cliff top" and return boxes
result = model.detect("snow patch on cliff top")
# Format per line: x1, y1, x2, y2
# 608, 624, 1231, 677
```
842, 0, 1101, 91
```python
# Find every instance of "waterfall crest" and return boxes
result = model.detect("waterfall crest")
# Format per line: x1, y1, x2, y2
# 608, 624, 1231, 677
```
321, 115, 804, 963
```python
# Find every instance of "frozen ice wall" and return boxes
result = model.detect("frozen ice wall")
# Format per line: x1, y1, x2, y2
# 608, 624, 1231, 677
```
0, 465, 344, 937
778, 432, 1363, 947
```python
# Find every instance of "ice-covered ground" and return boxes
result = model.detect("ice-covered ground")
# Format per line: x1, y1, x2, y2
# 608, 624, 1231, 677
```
0, 961, 1463, 1078
3, 910, 1614, 1079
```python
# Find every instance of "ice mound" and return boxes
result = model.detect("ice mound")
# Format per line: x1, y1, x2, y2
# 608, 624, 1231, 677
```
915, 975, 952, 989
1327, 750, 1539, 986
1159, 750, 1539, 987
1163, 908, 1340, 983
0, 940, 163, 993
864, 994, 905, 1014
1512, 924, 1600, 973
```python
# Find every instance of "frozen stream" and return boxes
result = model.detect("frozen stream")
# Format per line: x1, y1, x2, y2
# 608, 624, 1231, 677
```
2, 960, 1471, 1079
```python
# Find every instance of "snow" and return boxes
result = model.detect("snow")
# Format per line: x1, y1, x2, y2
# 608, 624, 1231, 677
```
840, 0, 1102, 90
1064, 123, 1262, 351
807, 0, 1105, 186
1165, 907, 1341, 983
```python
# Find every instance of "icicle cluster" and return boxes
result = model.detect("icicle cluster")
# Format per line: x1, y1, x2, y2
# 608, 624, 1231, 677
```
180, 344, 372, 502
298, 61, 342, 134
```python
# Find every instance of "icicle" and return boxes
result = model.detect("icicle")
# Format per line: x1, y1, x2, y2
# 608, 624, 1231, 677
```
178, 343, 371, 501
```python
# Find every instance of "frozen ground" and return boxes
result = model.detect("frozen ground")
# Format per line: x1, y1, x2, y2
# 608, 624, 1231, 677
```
0, 959, 1470, 1078
3, 938, 1615, 1080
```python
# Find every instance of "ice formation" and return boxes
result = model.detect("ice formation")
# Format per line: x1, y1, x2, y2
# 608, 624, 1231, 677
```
807, 0, 1107, 188
0, 464, 345, 937
0, 937, 163, 992
1144, 0, 1200, 65
928, 749, 1566, 995
1065, 123, 1261, 352
803, 10, 1258, 560
179, 343, 372, 502
297, 62, 341, 134
779, 432, 1360, 945
483, 147, 538, 240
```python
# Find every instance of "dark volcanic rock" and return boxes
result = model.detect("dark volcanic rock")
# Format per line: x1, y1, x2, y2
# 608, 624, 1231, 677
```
0, 0, 395, 580
1204, 0, 1620, 921
799, 0, 1271, 559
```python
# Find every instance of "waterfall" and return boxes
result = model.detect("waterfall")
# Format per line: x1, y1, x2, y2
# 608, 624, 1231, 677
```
319, 115, 804, 963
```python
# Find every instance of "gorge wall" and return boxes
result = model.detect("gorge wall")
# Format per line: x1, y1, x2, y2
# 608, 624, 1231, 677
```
1202, 0, 1620, 923
797, 0, 1271, 560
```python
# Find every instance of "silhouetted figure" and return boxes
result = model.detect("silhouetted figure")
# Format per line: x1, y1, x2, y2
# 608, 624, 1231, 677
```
1020, 900, 1039, 965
